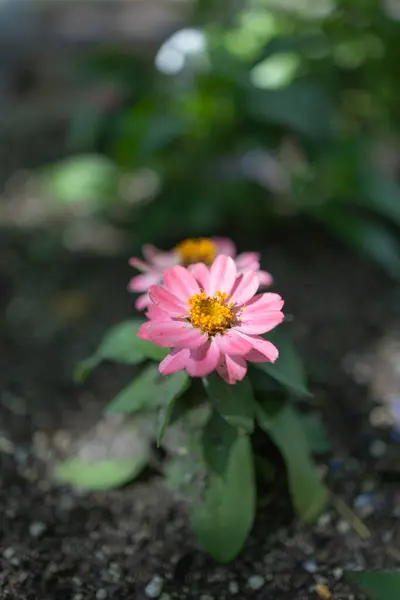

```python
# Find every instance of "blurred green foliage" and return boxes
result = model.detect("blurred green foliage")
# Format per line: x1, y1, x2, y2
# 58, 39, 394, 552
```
60, 0, 400, 275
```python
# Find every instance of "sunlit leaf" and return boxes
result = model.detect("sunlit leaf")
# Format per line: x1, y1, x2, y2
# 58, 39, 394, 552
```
55, 456, 149, 491
256, 401, 327, 523
203, 373, 255, 432
106, 364, 189, 415
254, 327, 310, 397
346, 570, 400, 600
191, 433, 255, 563
42, 154, 119, 207
251, 53, 300, 90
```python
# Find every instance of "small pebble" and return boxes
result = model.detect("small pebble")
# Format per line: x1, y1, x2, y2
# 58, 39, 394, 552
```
345, 457, 360, 472
332, 567, 343, 580
369, 439, 387, 458
159, 595, 171, 600
247, 575, 265, 590
361, 480, 376, 493
354, 493, 372, 509
336, 520, 350, 534
329, 458, 343, 473
29, 521, 47, 538
96, 590, 107, 600
382, 530, 393, 543
302, 560, 318, 573
353, 494, 375, 517
317, 513, 331, 528
145, 575, 164, 599
229, 581, 239, 594
3, 547, 15, 560
73, 595, 83, 600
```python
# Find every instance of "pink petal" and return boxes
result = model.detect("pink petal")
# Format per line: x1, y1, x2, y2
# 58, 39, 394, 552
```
213, 237, 236, 257
129, 257, 150, 272
235, 252, 260, 270
163, 265, 200, 302
243, 349, 269, 362
229, 272, 259, 306
237, 311, 284, 334
159, 348, 190, 375
135, 293, 150, 310
142, 244, 177, 269
216, 354, 247, 384
148, 285, 185, 317
153, 252, 178, 269
240, 334, 279, 362
137, 322, 151, 340
207, 255, 237, 296
145, 304, 171, 321
257, 270, 273, 287
185, 339, 220, 377
188, 262, 210, 290
215, 330, 254, 356
128, 272, 161, 292
142, 320, 207, 349
242, 292, 284, 314
142, 244, 160, 262
238, 292, 284, 333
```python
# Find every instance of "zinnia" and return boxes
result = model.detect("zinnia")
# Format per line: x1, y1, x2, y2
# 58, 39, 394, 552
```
129, 237, 272, 310
137, 255, 284, 384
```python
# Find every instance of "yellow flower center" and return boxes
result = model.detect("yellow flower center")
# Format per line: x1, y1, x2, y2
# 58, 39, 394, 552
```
175, 238, 216, 266
188, 291, 234, 336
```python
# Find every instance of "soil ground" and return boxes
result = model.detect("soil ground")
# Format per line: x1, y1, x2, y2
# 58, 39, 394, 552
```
0, 226, 399, 600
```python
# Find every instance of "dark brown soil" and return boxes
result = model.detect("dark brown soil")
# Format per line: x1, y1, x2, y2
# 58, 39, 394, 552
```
0, 227, 399, 600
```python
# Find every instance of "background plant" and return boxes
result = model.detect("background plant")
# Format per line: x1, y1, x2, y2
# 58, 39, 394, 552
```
41, 0, 400, 277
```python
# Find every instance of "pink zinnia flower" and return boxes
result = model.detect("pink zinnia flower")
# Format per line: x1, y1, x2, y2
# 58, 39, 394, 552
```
137, 255, 284, 384
128, 237, 273, 310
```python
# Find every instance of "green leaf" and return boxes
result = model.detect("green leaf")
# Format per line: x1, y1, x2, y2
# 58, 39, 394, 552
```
300, 413, 332, 455
254, 326, 310, 397
75, 319, 168, 381
66, 106, 104, 153
256, 401, 327, 523
317, 206, 400, 279
106, 364, 189, 415
55, 456, 148, 491
41, 154, 119, 207
157, 393, 181, 448
247, 82, 332, 140
357, 138, 400, 228
164, 452, 206, 500
202, 410, 239, 475
203, 373, 255, 432
191, 433, 256, 563
346, 571, 400, 600
98, 320, 168, 363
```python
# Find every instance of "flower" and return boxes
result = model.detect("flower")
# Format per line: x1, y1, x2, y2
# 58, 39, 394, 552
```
128, 237, 273, 310
137, 255, 284, 384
